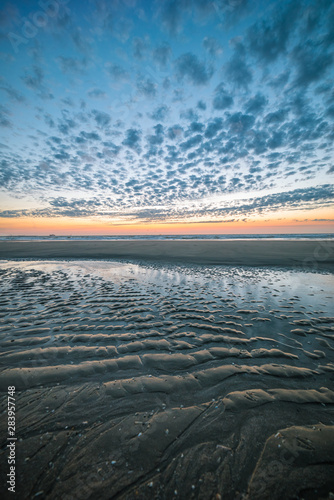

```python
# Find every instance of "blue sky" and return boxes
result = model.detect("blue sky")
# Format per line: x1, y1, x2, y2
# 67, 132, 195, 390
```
0, 0, 333, 231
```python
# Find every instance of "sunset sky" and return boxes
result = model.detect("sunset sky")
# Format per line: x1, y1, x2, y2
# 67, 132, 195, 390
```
0, 0, 333, 235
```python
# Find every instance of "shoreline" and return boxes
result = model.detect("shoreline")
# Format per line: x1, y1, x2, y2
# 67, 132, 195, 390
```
0, 239, 333, 270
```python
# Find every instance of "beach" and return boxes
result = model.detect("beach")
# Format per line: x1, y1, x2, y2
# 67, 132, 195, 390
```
0, 246, 333, 499
0, 239, 333, 270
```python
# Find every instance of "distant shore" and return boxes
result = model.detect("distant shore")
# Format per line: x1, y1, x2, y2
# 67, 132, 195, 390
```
0, 239, 333, 270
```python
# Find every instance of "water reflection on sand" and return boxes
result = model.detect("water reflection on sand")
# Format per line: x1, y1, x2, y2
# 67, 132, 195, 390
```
0, 260, 333, 499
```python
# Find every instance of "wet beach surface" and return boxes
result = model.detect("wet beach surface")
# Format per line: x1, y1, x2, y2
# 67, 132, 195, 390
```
0, 260, 333, 499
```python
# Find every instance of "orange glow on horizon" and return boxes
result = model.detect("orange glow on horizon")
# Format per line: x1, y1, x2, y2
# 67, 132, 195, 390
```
1, 209, 333, 236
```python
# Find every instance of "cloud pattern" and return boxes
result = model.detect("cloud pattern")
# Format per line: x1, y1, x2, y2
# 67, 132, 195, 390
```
0, 0, 333, 226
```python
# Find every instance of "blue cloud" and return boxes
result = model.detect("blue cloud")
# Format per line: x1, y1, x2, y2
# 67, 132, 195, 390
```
246, 1, 301, 62
150, 105, 170, 121
159, 0, 189, 35
88, 89, 107, 99
106, 64, 129, 82
133, 37, 149, 60
225, 40, 252, 89
291, 40, 333, 87
92, 110, 111, 128
136, 76, 157, 97
212, 83, 234, 110
203, 37, 222, 57
122, 128, 142, 150
175, 53, 214, 85
153, 43, 172, 67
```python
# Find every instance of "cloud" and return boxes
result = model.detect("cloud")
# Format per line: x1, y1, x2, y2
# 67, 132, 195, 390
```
227, 112, 255, 134
147, 124, 164, 146
175, 53, 214, 85
264, 109, 288, 125
122, 128, 142, 150
244, 93, 267, 114
57, 56, 88, 75
180, 133, 202, 150
21, 65, 53, 99
71, 27, 91, 56
204, 118, 223, 138
92, 109, 111, 128
112, 17, 134, 42
203, 37, 222, 57
225, 40, 252, 89
188, 121, 204, 134
133, 37, 149, 60
153, 43, 172, 67
0, 84, 25, 103
167, 125, 183, 140
212, 0, 251, 28
212, 83, 234, 110
76, 131, 101, 143
254, 184, 334, 208
268, 70, 290, 89
149, 105, 170, 121
3, 184, 332, 223
291, 40, 333, 87
200, 185, 334, 220
61, 97, 75, 108
58, 113, 77, 135
136, 76, 157, 97
44, 113, 55, 128
88, 88, 107, 98
267, 130, 285, 150
106, 63, 129, 82
1, 0, 333, 227
0, 105, 12, 128
246, 1, 301, 62
326, 105, 334, 118
159, 0, 190, 35
197, 100, 206, 110
54, 150, 70, 161
180, 108, 199, 121
324, 2, 334, 47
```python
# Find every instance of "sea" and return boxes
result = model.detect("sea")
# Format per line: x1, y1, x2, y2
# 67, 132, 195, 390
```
0, 233, 333, 241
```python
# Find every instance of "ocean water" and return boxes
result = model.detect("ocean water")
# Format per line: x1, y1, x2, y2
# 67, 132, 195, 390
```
0, 233, 333, 241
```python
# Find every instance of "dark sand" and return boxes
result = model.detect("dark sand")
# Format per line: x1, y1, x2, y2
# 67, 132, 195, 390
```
0, 260, 333, 499
0, 239, 333, 270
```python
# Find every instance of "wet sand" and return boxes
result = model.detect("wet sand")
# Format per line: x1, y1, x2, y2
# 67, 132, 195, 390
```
0, 239, 333, 270
0, 260, 333, 499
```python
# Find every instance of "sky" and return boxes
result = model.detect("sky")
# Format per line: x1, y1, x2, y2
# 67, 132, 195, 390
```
0, 0, 333, 235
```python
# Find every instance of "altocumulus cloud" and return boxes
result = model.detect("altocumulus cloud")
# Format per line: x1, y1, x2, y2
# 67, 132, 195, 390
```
0, 0, 333, 227
0, 185, 332, 223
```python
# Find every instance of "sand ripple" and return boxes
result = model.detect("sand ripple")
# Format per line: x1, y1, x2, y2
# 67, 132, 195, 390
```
0, 261, 333, 499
